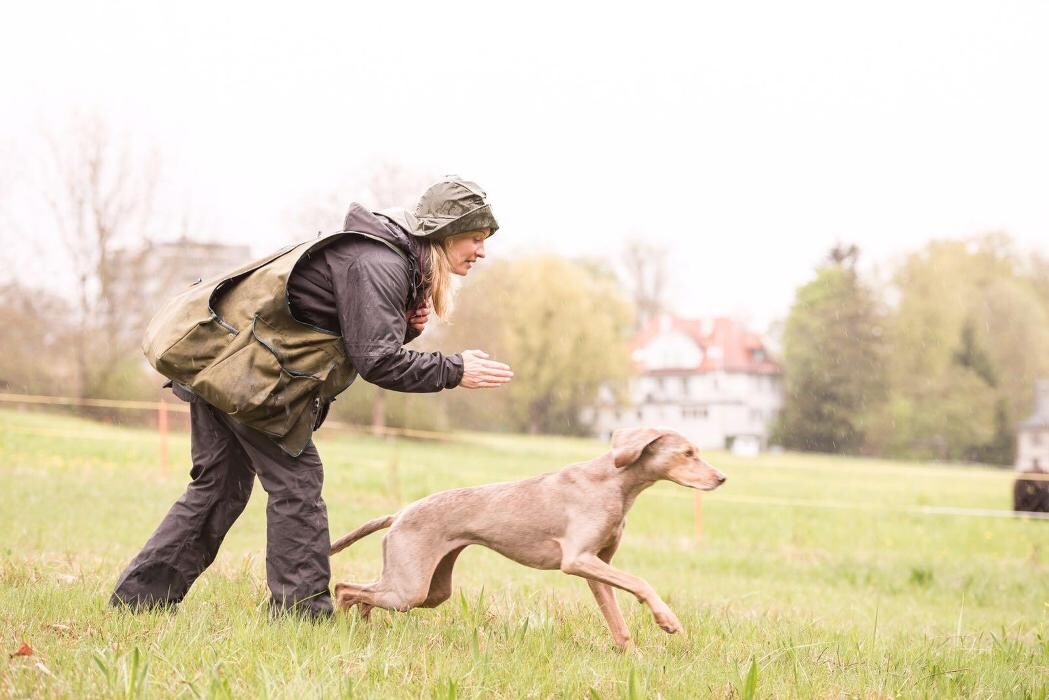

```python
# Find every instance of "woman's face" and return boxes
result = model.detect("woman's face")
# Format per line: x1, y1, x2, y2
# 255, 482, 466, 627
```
445, 228, 491, 276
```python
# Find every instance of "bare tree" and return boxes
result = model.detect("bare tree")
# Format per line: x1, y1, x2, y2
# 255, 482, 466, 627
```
288, 160, 433, 432
40, 115, 160, 398
359, 162, 433, 433
363, 160, 432, 211
621, 236, 669, 330
287, 161, 433, 240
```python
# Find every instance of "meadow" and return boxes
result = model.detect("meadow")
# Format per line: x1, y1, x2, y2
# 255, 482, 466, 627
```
1, 407, 1046, 698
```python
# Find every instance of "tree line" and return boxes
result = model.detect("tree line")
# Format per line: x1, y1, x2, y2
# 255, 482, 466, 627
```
4, 116, 1048, 461
774, 236, 1049, 464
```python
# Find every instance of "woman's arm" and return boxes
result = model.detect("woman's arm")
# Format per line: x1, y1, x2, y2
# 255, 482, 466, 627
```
334, 246, 462, 392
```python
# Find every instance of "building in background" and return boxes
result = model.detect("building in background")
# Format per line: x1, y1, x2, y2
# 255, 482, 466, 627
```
1016, 379, 1049, 472
108, 237, 251, 344
586, 315, 783, 452
1014, 379, 1049, 512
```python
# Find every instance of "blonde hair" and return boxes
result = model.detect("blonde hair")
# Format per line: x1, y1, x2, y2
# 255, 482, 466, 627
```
425, 228, 491, 319
426, 240, 454, 319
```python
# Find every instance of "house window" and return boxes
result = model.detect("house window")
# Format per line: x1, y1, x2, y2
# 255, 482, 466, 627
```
681, 377, 689, 396
682, 406, 708, 420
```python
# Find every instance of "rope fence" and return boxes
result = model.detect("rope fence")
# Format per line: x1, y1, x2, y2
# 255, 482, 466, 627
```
2, 392, 1048, 532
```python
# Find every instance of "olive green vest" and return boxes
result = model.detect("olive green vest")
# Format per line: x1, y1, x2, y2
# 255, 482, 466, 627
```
143, 231, 402, 456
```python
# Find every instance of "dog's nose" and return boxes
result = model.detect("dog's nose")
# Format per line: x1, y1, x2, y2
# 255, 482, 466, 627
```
715, 471, 726, 484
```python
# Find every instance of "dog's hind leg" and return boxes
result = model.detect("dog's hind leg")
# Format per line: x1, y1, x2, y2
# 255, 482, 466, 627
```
418, 545, 467, 609
334, 528, 449, 615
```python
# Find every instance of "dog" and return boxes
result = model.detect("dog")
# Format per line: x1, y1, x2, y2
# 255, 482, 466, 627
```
330, 427, 726, 648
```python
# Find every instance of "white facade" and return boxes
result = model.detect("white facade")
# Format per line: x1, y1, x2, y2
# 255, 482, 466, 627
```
587, 316, 784, 450
1017, 379, 1049, 472
589, 370, 782, 449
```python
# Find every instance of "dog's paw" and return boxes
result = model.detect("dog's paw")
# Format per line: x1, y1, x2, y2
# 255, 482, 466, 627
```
615, 637, 638, 655
654, 609, 683, 634
333, 584, 354, 610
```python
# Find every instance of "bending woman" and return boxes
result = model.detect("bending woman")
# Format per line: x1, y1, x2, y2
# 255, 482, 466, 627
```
110, 176, 512, 618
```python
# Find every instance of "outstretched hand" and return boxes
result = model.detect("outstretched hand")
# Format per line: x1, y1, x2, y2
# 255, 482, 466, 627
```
459, 349, 513, 389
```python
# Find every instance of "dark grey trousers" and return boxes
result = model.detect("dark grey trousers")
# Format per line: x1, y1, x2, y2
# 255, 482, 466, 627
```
110, 395, 332, 617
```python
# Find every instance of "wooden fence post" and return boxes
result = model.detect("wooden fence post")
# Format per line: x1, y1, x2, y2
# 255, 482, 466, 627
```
158, 400, 169, 478
694, 491, 703, 544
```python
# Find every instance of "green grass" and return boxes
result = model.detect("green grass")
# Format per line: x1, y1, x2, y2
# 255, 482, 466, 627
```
1, 407, 1047, 698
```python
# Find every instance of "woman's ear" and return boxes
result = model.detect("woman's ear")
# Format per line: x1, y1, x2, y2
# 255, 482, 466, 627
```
611, 427, 667, 468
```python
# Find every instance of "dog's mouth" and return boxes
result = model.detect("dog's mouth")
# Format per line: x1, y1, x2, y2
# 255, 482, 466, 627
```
690, 472, 727, 491
673, 476, 726, 491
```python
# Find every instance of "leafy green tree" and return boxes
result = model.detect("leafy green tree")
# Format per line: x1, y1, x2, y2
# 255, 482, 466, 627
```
436, 255, 633, 435
875, 234, 1049, 462
774, 245, 888, 453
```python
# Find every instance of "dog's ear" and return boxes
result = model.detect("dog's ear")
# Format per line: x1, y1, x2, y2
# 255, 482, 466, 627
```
611, 428, 667, 468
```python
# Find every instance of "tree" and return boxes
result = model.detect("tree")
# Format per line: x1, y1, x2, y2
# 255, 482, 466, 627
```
774, 245, 888, 453
0, 282, 78, 395
357, 163, 433, 433
873, 234, 1049, 462
621, 237, 669, 331
292, 161, 435, 432
39, 115, 160, 398
437, 255, 634, 434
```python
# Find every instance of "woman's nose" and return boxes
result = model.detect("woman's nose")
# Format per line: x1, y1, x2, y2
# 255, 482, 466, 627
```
476, 241, 486, 258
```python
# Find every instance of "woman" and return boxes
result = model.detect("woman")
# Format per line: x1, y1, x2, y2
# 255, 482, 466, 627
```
110, 176, 512, 618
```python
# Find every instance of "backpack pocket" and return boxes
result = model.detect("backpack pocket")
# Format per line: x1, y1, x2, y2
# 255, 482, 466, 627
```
191, 316, 336, 438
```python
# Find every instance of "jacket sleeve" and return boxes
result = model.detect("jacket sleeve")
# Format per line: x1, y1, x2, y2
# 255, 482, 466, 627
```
334, 246, 463, 392
403, 324, 423, 345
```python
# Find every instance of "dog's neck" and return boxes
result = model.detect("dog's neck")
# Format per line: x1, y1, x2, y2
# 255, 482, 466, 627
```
610, 457, 663, 512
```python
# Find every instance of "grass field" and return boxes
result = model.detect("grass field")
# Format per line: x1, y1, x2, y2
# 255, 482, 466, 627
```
1, 407, 1047, 698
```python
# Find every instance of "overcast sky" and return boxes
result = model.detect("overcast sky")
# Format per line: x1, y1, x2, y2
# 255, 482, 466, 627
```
2, 0, 1047, 331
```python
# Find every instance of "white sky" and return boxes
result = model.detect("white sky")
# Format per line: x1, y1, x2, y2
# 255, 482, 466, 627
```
2, 0, 1047, 331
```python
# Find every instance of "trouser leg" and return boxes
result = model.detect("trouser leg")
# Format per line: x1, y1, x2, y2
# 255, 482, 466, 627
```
110, 400, 254, 610
218, 412, 332, 618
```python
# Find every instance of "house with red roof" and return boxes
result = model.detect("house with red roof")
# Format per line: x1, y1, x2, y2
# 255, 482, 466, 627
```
586, 314, 784, 452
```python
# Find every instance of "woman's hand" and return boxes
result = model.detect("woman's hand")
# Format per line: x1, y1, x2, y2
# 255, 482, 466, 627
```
459, 349, 513, 389
407, 300, 431, 333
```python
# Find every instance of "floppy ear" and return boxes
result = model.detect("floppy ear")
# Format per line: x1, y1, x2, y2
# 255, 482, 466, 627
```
611, 428, 667, 468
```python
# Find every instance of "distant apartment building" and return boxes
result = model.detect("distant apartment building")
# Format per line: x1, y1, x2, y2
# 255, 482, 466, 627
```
1016, 379, 1049, 472
1014, 380, 1049, 513
108, 237, 251, 343
110, 237, 251, 305
586, 315, 783, 452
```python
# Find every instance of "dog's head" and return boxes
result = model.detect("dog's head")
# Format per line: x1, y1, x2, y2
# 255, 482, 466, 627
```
610, 427, 726, 491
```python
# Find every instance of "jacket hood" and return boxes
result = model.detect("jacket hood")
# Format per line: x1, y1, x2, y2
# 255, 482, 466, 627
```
342, 203, 414, 256
342, 202, 427, 307
375, 177, 498, 241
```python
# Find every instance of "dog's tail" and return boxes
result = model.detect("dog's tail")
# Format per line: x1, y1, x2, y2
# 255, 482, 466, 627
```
329, 514, 395, 556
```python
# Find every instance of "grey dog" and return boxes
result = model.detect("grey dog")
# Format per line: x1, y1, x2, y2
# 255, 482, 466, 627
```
329, 427, 726, 648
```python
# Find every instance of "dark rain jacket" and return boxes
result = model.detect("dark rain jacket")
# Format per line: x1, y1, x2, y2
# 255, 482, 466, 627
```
142, 204, 462, 456
287, 203, 463, 392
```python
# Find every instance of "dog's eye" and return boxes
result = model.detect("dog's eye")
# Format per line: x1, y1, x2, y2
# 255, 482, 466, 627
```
684, 449, 695, 458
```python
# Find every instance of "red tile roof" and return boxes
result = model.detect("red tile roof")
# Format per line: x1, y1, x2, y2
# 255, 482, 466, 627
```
630, 315, 781, 375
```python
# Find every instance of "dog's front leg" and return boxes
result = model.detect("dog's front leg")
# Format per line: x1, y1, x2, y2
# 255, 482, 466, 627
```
587, 579, 633, 649
585, 544, 633, 649
562, 554, 683, 635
